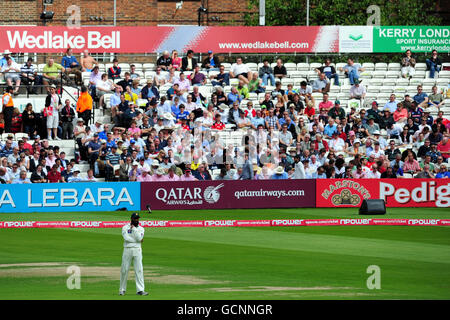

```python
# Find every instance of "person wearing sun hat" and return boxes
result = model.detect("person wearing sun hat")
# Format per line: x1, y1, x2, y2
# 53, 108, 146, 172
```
270, 166, 288, 180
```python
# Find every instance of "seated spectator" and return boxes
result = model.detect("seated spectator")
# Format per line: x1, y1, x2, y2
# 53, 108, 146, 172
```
273, 58, 287, 80
383, 94, 399, 113
426, 49, 441, 79
229, 57, 251, 84
437, 137, 449, 162
124, 86, 138, 105
435, 164, 450, 178
315, 58, 340, 86
401, 50, 416, 78
2, 56, 21, 95
47, 164, 65, 183
349, 79, 366, 100
31, 165, 47, 183
20, 58, 41, 95
413, 85, 429, 109
259, 59, 275, 86
339, 58, 364, 85
201, 50, 220, 71
393, 103, 408, 124
107, 58, 121, 80
61, 48, 82, 85
299, 81, 315, 105
154, 67, 169, 87
312, 73, 330, 93
190, 66, 206, 86
271, 166, 288, 179
96, 73, 115, 108
80, 49, 98, 72
129, 64, 140, 81
428, 85, 444, 109
236, 80, 250, 99
181, 50, 197, 72
328, 101, 346, 122
248, 72, 264, 93
157, 51, 172, 71
210, 65, 230, 87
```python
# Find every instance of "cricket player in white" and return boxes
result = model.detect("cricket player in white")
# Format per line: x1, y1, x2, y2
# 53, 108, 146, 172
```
119, 213, 148, 296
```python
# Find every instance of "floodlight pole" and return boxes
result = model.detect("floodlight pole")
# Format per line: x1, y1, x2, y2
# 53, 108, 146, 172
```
306, 0, 309, 26
259, 0, 265, 26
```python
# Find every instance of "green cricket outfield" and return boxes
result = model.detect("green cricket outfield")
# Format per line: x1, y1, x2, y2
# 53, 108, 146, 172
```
0, 208, 449, 300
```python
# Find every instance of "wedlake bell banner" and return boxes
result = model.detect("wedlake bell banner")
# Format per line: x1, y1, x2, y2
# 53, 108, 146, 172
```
141, 180, 316, 210
316, 179, 450, 208
0, 26, 339, 53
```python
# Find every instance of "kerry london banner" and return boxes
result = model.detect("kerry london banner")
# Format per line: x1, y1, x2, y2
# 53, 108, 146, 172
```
316, 179, 450, 208
141, 180, 316, 210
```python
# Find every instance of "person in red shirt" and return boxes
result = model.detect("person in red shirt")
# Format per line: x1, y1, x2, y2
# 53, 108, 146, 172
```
47, 164, 65, 183
21, 136, 33, 152
437, 137, 450, 161
211, 114, 225, 130
304, 101, 316, 120
179, 118, 191, 131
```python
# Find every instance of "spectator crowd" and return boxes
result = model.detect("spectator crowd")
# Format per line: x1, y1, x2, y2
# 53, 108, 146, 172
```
0, 48, 449, 183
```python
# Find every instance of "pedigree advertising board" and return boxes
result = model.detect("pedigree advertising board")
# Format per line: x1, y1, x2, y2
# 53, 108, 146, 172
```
316, 179, 450, 208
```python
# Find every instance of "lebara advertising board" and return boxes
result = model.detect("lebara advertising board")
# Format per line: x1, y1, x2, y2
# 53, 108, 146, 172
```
0, 182, 141, 213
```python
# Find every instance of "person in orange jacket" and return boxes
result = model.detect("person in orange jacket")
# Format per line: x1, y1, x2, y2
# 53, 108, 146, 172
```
76, 85, 93, 125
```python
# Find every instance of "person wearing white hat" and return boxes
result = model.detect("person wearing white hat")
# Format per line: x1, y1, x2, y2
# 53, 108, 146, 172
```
1, 56, 21, 95
137, 166, 152, 182
0, 49, 15, 68
68, 166, 83, 182
271, 166, 288, 180
151, 167, 168, 181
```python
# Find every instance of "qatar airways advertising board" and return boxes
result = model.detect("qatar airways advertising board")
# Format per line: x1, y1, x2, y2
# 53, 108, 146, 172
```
0, 182, 140, 213
316, 179, 450, 208
140, 180, 316, 210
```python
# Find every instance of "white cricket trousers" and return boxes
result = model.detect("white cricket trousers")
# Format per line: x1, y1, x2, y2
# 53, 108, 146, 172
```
119, 247, 145, 293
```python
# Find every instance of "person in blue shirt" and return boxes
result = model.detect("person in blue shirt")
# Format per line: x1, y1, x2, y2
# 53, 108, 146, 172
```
271, 166, 288, 179
227, 87, 242, 105
436, 165, 450, 178
201, 50, 220, 72
0, 50, 15, 68
323, 118, 338, 138
141, 79, 159, 108
413, 85, 429, 109
175, 104, 190, 120
61, 48, 82, 85
339, 58, 364, 85
312, 166, 327, 179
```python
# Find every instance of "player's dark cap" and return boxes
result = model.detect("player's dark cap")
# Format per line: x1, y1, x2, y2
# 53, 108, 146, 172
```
131, 212, 140, 219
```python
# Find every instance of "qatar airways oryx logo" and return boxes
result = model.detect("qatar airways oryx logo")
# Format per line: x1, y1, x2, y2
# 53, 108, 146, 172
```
203, 184, 224, 204
6, 30, 121, 50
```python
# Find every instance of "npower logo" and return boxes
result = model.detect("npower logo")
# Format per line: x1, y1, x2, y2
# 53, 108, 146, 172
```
340, 219, 372, 225
6, 30, 120, 50
140, 220, 168, 227
3, 221, 35, 228
70, 221, 101, 228
205, 220, 236, 227
407, 219, 439, 225
272, 219, 304, 226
